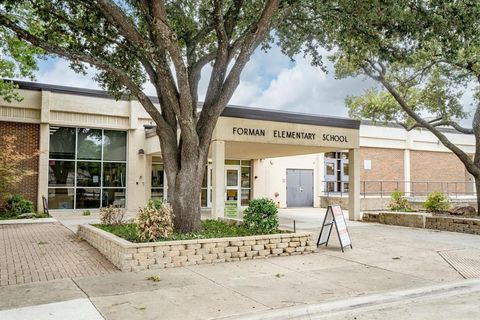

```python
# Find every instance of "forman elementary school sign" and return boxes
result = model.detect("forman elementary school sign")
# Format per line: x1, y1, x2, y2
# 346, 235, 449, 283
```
232, 126, 350, 143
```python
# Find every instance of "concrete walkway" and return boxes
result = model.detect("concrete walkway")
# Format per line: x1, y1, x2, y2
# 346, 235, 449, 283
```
1, 218, 479, 319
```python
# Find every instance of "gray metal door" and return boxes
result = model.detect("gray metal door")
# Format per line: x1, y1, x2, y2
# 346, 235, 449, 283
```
287, 169, 314, 207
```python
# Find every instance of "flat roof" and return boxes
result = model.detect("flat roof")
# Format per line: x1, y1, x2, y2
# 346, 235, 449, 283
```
12, 80, 360, 129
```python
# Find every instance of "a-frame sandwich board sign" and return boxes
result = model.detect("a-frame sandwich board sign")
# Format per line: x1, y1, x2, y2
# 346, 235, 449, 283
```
316, 205, 352, 252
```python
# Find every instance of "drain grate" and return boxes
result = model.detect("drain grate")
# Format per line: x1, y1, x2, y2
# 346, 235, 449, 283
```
439, 249, 480, 279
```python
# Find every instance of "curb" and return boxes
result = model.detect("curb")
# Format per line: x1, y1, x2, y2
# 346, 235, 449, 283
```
221, 279, 480, 320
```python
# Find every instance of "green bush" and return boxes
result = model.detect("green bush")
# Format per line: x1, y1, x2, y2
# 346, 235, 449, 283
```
423, 191, 450, 213
243, 198, 279, 234
82, 210, 91, 216
6, 195, 34, 215
388, 190, 411, 212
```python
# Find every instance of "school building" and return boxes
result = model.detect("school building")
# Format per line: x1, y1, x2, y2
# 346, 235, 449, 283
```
0, 81, 476, 219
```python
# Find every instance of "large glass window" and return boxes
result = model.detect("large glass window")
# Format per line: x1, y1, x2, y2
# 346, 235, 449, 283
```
77, 128, 102, 160
48, 127, 127, 209
104, 131, 127, 161
49, 127, 76, 159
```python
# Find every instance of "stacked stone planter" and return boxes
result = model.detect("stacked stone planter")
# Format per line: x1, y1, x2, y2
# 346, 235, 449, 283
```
78, 225, 316, 272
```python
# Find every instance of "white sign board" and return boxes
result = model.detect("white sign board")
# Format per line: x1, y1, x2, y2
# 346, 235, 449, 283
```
316, 205, 352, 252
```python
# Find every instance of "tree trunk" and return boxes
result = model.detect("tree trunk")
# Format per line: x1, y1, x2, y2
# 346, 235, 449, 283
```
163, 146, 208, 233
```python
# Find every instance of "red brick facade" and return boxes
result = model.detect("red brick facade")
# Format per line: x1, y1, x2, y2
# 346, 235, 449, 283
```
0, 121, 40, 209
360, 147, 405, 194
410, 150, 468, 194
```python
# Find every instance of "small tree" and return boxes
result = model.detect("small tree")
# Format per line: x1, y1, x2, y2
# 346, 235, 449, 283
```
0, 136, 36, 210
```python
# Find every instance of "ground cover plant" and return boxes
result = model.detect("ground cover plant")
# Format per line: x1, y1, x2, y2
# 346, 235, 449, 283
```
97, 219, 285, 243
97, 197, 284, 242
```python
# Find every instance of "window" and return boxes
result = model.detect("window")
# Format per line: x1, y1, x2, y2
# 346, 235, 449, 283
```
151, 162, 165, 200
48, 127, 127, 209
240, 160, 252, 206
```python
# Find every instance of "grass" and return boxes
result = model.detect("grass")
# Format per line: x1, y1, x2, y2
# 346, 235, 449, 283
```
96, 219, 285, 243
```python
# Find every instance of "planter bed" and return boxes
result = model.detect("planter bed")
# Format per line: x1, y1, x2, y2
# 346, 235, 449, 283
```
426, 216, 480, 235
78, 224, 316, 272
363, 211, 480, 236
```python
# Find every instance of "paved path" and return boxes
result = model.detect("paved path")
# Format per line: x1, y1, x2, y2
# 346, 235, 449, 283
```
1, 220, 479, 319
0, 222, 118, 286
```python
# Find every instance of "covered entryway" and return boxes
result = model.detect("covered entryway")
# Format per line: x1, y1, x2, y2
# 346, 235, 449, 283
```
287, 169, 314, 207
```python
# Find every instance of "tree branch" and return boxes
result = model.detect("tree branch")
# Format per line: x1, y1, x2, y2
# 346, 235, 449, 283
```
0, 12, 168, 132
374, 72, 480, 176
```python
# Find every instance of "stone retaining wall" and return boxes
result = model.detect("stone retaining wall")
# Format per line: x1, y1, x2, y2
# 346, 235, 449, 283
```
363, 212, 426, 228
78, 225, 316, 272
426, 216, 480, 235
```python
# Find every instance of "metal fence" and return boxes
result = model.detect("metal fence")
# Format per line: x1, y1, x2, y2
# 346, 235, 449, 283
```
322, 180, 477, 198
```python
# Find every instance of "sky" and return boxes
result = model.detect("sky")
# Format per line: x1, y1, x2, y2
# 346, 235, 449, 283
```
32, 45, 476, 123
32, 46, 377, 119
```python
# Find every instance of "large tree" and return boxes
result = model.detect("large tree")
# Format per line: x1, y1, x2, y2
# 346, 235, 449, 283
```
0, 0, 307, 231
284, 1, 480, 213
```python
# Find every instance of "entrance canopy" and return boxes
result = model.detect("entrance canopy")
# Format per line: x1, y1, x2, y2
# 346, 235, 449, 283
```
145, 105, 361, 221
145, 106, 359, 158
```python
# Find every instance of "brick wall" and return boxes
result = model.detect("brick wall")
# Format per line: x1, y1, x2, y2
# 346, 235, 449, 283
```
360, 147, 405, 194
0, 121, 40, 209
79, 225, 316, 272
410, 150, 467, 194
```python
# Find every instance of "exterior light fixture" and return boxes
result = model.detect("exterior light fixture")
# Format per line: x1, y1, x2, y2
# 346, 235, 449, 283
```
138, 149, 145, 155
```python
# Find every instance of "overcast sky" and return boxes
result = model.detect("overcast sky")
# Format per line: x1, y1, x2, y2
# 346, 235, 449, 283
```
32, 45, 476, 124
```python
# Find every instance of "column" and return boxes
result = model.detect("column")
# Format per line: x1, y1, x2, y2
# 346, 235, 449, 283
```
404, 149, 411, 195
37, 90, 50, 211
37, 123, 49, 211
348, 148, 361, 220
404, 131, 412, 195
211, 140, 225, 219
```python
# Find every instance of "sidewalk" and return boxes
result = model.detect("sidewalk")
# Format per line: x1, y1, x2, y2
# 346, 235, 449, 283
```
1, 220, 479, 319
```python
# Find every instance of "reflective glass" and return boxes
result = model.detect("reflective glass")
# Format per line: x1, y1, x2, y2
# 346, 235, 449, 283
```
103, 163, 126, 187
225, 159, 240, 165
48, 160, 75, 187
226, 169, 238, 186
48, 188, 74, 209
103, 130, 127, 161
326, 163, 335, 175
76, 188, 101, 208
49, 127, 76, 159
241, 189, 250, 206
343, 163, 349, 176
241, 166, 251, 188
201, 189, 208, 207
152, 163, 164, 188
102, 188, 126, 207
77, 128, 102, 160
77, 162, 101, 187
151, 188, 164, 200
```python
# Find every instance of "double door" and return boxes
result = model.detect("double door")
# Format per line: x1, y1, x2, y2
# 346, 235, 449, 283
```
325, 153, 349, 193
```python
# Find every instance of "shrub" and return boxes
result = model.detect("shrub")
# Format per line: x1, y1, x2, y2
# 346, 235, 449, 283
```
100, 205, 125, 224
388, 190, 411, 212
82, 210, 91, 216
6, 195, 34, 215
243, 198, 279, 234
137, 199, 174, 241
423, 191, 450, 213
